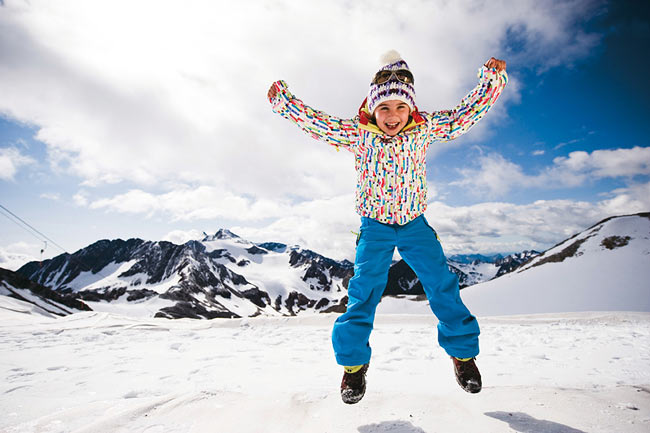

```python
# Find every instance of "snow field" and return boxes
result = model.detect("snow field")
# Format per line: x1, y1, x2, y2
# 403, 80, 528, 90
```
1, 304, 649, 433
0, 284, 76, 317
461, 215, 650, 316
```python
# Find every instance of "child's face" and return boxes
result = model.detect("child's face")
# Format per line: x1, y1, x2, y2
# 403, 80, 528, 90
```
374, 100, 410, 136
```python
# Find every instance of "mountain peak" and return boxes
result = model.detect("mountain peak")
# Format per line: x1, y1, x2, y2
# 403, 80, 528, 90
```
203, 229, 241, 241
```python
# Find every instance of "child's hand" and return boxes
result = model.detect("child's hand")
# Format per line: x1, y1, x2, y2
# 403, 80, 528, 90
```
485, 57, 506, 73
268, 84, 278, 100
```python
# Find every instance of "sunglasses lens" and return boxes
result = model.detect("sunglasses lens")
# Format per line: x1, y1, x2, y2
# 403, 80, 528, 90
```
373, 71, 393, 84
395, 70, 414, 84
372, 69, 414, 85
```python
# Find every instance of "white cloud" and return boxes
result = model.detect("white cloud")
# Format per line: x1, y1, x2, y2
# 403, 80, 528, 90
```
425, 199, 602, 254
551, 147, 650, 179
40, 192, 60, 201
149, 181, 649, 260
73, 191, 89, 207
88, 186, 296, 221
532, 150, 545, 156
0, 0, 602, 201
0, 242, 40, 270
424, 179, 650, 255
0, 0, 612, 259
162, 229, 204, 245
81, 143, 650, 259
598, 182, 650, 216
454, 147, 650, 198
0, 147, 34, 180
91, 188, 359, 259
454, 153, 530, 197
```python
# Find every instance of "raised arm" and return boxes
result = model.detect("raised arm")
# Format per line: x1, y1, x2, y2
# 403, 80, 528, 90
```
427, 57, 508, 142
268, 80, 358, 152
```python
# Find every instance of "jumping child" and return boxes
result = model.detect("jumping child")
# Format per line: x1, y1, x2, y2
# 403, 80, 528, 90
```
268, 50, 507, 404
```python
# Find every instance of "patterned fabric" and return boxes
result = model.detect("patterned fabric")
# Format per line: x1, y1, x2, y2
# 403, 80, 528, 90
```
269, 64, 507, 225
367, 54, 415, 114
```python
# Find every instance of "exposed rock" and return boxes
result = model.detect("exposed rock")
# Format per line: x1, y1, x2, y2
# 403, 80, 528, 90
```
257, 242, 287, 253
601, 236, 631, 250
246, 246, 268, 255
530, 238, 589, 268
0, 267, 92, 315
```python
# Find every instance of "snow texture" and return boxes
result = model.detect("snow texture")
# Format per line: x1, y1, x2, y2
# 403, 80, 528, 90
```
1, 214, 649, 431
1, 294, 649, 433
462, 214, 650, 316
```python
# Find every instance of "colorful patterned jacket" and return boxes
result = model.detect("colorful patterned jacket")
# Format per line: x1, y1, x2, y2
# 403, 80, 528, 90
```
269, 65, 507, 225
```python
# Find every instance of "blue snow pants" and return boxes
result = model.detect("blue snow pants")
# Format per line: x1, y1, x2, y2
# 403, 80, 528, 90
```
331, 215, 480, 366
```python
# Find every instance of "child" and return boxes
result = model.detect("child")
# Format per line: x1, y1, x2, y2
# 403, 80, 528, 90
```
268, 50, 507, 404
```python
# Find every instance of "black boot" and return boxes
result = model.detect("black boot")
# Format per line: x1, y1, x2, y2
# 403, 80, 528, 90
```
340, 364, 369, 404
452, 357, 482, 393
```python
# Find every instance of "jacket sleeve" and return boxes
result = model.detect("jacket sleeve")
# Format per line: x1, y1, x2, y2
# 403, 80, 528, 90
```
269, 80, 358, 152
425, 65, 508, 142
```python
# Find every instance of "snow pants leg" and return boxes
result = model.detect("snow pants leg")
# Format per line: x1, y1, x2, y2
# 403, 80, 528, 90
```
331, 215, 480, 366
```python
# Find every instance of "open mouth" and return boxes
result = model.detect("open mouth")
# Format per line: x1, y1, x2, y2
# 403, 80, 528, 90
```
385, 122, 401, 130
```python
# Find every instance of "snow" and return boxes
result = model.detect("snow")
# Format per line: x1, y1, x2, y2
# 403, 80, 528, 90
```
2, 215, 649, 431
202, 238, 348, 315
232, 250, 308, 300
376, 295, 430, 315
452, 260, 500, 285
45, 261, 69, 288
83, 295, 177, 319
462, 214, 650, 316
207, 288, 269, 318
1, 293, 649, 433
0, 283, 74, 317
0, 289, 62, 319
65, 260, 182, 295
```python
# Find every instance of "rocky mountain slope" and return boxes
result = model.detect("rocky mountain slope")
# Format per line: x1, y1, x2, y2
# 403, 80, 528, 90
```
386, 250, 539, 296
461, 212, 650, 315
15, 230, 355, 319
0, 267, 91, 317
10, 226, 538, 319
13, 211, 641, 320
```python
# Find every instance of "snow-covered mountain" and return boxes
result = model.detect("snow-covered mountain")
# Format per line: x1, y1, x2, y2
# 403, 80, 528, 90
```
461, 212, 650, 315
3, 214, 648, 432
387, 250, 539, 295
11, 226, 538, 319
0, 267, 91, 317
450, 250, 540, 286
10, 213, 647, 319
15, 229, 354, 319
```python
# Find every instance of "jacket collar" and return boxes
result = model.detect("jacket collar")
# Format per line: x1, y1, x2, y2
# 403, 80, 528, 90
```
357, 97, 426, 135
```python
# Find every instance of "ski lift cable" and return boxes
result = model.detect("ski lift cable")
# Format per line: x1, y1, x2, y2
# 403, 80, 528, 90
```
0, 206, 49, 246
0, 203, 112, 280
0, 203, 69, 254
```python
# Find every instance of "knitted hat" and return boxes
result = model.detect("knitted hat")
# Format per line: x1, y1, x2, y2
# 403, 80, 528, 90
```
367, 50, 416, 115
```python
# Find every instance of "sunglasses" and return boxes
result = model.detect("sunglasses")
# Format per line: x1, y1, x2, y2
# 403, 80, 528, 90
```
372, 69, 415, 85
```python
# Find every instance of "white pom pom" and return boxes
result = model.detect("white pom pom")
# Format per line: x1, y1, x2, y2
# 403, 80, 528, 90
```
380, 50, 403, 65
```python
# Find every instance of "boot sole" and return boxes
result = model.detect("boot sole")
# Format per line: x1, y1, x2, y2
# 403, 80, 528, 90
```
456, 376, 481, 394
341, 388, 366, 404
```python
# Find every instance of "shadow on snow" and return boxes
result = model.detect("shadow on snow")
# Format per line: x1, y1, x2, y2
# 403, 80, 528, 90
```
485, 411, 587, 433
358, 420, 427, 433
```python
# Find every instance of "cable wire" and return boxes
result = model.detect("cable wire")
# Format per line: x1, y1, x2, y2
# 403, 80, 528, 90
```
0, 203, 111, 280
0, 203, 69, 254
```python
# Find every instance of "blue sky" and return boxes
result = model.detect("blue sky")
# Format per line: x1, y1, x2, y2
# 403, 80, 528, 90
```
1, 0, 649, 269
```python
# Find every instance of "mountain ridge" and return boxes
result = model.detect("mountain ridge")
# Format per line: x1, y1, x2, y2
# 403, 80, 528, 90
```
6, 212, 646, 319
460, 212, 650, 315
